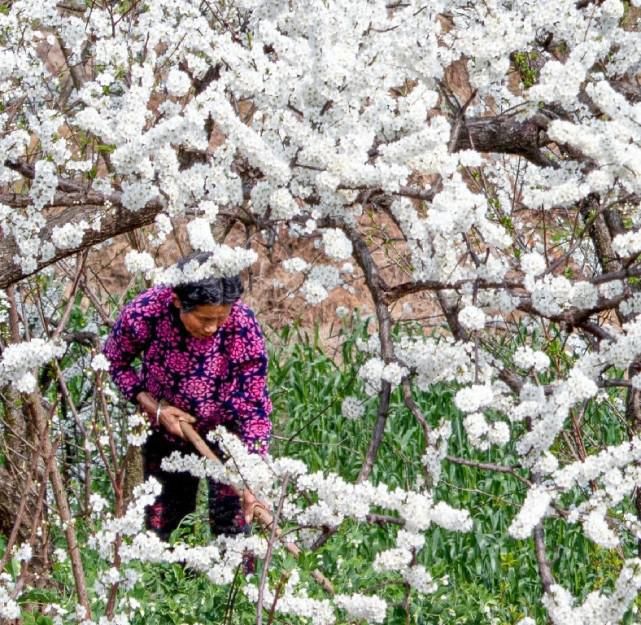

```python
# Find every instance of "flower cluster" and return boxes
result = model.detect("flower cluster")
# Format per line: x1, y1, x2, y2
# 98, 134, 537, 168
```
508, 486, 552, 539
124, 250, 156, 279
513, 346, 550, 372
0, 575, 20, 620
187, 217, 216, 251
51, 220, 90, 250
358, 357, 385, 395
334, 593, 387, 624
126, 412, 150, 447
153, 244, 258, 285
90, 353, 110, 372
341, 396, 365, 420
395, 335, 476, 391
166, 68, 191, 97
454, 384, 494, 414
321, 228, 353, 261
612, 230, 641, 259
458, 305, 486, 331
244, 577, 334, 625
300, 280, 329, 304
282, 257, 309, 273
463, 412, 510, 450
0, 338, 66, 393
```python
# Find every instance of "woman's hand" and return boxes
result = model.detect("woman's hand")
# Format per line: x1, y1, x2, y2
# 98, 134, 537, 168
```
135, 392, 197, 439
242, 488, 259, 524
158, 404, 196, 439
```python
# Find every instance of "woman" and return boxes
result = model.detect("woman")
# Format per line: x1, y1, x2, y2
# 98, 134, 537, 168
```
103, 253, 272, 541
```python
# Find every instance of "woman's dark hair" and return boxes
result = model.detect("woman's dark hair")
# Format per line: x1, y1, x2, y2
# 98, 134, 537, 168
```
173, 251, 243, 311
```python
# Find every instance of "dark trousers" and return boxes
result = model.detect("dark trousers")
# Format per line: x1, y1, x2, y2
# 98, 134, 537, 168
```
142, 431, 247, 541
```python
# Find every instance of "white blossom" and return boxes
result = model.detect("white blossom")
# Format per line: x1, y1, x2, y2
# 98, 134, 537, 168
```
13, 543, 32, 562
127, 412, 150, 447
308, 265, 341, 290
514, 346, 550, 372
166, 68, 191, 97
458, 305, 486, 331
321, 228, 353, 260
154, 245, 257, 285
334, 593, 387, 624
187, 218, 216, 251
521, 252, 546, 277
487, 421, 510, 446
613, 230, 641, 258
90, 354, 110, 372
124, 250, 156, 278
341, 396, 365, 420
454, 384, 494, 414
51, 221, 89, 250
381, 361, 407, 386
0, 584, 19, 620
283, 257, 309, 273
300, 280, 328, 304
0, 338, 66, 392
53, 548, 67, 563
509, 486, 552, 539
463, 412, 489, 449
373, 547, 412, 572
583, 507, 619, 548
402, 564, 438, 594
358, 357, 386, 396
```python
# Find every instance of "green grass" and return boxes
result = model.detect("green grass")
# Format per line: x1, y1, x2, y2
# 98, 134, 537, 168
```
6, 313, 639, 625
266, 320, 637, 625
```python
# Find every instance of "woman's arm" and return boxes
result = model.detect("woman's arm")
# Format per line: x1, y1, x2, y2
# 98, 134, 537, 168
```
224, 307, 273, 455
225, 354, 272, 454
103, 302, 151, 402
103, 292, 198, 437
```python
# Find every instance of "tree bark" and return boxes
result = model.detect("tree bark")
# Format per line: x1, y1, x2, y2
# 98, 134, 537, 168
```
0, 197, 165, 289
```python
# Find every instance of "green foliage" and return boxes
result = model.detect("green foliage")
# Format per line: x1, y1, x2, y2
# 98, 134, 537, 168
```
96, 143, 116, 154
267, 319, 634, 624
5, 311, 636, 625
512, 51, 540, 88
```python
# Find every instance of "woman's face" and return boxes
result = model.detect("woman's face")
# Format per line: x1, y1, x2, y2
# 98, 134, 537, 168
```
173, 296, 232, 338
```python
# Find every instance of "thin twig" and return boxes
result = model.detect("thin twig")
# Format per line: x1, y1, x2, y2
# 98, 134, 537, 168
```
52, 251, 88, 341
445, 455, 532, 487
27, 393, 92, 617
256, 475, 290, 625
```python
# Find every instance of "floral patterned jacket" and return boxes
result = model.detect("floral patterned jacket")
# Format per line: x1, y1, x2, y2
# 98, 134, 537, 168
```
103, 286, 272, 454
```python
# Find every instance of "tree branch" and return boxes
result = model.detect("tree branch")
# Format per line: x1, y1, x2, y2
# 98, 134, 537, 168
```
337, 221, 396, 482
458, 115, 556, 167
533, 524, 555, 593
0, 195, 165, 289
446, 455, 531, 487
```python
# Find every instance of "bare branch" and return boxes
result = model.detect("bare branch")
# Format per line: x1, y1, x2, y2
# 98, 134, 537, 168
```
446, 455, 532, 487
338, 221, 396, 482
533, 524, 555, 593
458, 115, 556, 168
257, 476, 290, 625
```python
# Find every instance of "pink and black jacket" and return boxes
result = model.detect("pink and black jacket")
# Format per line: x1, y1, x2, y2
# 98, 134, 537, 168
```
103, 286, 272, 454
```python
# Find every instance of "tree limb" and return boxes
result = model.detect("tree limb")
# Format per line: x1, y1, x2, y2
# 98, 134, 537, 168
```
0, 196, 165, 289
